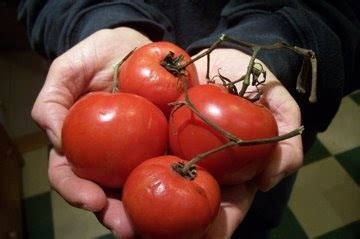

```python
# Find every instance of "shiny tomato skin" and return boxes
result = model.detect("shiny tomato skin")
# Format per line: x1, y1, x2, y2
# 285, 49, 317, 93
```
118, 41, 199, 116
123, 155, 220, 239
169, 84, 278, 185
62, 92, 168, 188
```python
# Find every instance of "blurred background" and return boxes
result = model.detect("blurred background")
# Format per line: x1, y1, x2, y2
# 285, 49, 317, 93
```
0, 0, 359, 238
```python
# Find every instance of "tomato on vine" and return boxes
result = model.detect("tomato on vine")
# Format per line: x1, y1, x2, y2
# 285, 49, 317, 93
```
169, 84, 278, 185
123, 155, 220, 239
118, 41, 199, 116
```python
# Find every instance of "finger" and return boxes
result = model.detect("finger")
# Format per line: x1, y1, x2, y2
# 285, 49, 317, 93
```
31, 54, 89, 149
207, 182, 257, 239
256, 136, 303, 192
260, 79, 302, 132
95, 198, 136, 239
48, 148, 107, 211
257, 80, 303, 192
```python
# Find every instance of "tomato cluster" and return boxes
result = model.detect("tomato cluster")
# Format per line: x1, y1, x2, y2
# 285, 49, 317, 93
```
61, 41, 278, 239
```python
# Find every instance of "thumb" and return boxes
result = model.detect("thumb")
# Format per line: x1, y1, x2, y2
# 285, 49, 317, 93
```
31, 55, 88, 149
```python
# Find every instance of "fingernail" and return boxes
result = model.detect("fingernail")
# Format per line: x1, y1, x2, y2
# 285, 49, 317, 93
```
264, 173, 285, 192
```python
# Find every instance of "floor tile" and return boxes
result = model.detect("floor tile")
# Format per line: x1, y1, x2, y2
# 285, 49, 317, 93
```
349, 90, 360, 106
23, 192, 54, 239
303, 138, 331, 166
22, 146, 51, 198
289, 157, 360, 238
51, 191, 110, 239
317, 97, 360, 155
335, 146, 360, 184
316, 220, 360, 239
270, 207, 308, 239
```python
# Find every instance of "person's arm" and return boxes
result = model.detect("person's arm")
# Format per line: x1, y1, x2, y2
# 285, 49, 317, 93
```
18, 0, 174, 59
18, 1, 177, 237
186, 2, 353, 236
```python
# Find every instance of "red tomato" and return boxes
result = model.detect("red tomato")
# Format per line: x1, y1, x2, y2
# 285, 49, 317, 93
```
169, 84, 278, 185
118, 42, 199, 116
62, 92, 168, 188
123, 155, 220, 239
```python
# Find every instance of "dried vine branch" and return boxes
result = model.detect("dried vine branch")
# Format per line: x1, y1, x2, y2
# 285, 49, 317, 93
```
179, 33, 318, 103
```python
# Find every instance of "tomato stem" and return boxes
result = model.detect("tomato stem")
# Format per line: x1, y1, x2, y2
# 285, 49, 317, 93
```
177, 75, 239, 142
112, 48, 136, 93
178, 34, 226, 79
182, 126, 304, 174
172, 162, 197, 180
160, 52, 187, 77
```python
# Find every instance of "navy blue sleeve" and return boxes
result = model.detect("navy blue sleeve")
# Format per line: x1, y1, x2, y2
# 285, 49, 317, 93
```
187, 2, 347, 132
18, 0, 173, 59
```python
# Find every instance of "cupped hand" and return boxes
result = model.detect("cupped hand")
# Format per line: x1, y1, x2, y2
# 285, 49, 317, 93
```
32, 27, 152, 238
193, 48, 303, 238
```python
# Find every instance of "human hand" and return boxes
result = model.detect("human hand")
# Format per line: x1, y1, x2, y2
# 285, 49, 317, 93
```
194, 48, 303, 238
32, 27, 152, 238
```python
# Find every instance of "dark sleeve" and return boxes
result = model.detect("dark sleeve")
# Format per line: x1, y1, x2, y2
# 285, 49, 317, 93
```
187, 1, 358, 133
17, 0, 174, 59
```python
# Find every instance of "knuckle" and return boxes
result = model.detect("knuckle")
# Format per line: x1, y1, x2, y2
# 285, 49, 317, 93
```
49, 55, 68, 74
31, 103, 43, 125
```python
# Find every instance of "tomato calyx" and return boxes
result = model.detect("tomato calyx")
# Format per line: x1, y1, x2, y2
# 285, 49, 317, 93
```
160, 51, 186, 77
171, 162, 197, 180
